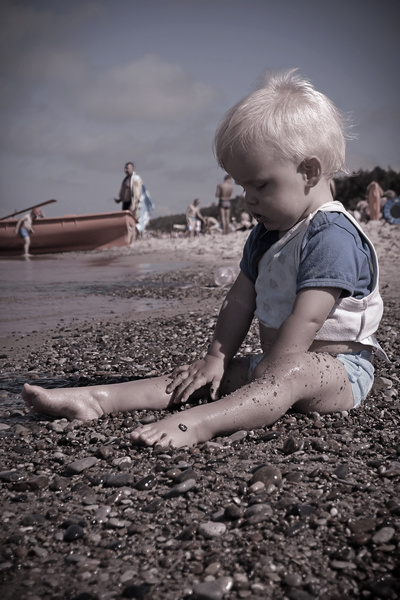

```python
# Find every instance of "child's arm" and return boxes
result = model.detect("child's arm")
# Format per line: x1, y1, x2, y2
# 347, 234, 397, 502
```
250, 286, 341, 379
167, 271, 256, 403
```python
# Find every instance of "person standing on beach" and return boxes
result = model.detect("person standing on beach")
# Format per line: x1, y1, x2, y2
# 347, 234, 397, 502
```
22, 70, 386, 450
216, 174, 234, 234
15, 207, 43, 257
367, 181, 384, 221
114, 162, 143, 236
186, 198, 205, 237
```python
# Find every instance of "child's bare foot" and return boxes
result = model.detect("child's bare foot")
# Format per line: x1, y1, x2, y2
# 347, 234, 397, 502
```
22, 383, 105, 421
130, 407, 213, 449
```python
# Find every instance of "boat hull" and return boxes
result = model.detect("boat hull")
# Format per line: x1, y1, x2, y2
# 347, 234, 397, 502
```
0, 211, 136, 255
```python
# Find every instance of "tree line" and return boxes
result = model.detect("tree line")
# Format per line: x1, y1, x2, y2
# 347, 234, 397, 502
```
334, 166, 400, 210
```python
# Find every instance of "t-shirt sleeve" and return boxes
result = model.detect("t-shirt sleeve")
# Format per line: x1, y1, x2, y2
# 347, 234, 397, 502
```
297, 213, 372, 298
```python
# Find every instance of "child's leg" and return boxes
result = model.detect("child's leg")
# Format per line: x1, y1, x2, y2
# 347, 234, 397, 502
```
22, 376, 176, 421
130, 352, 354, 448
21, 356, 251, 421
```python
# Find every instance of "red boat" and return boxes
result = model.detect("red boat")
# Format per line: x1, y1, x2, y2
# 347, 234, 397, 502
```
0, 210, 136, 255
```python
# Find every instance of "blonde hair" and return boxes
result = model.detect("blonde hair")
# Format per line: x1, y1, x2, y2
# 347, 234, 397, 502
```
214, 70, 349, 178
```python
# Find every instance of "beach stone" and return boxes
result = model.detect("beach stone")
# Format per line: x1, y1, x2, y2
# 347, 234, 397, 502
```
104, 473, 134, 487
122, 582, 153, 598
284, 573, 303, 587
244, 503, 273, 519
258, 431, 281, 442
251, 465, 282, 488
93, 506, 111, 523
334, 463, 349, 479
96, 445, 114, 459
248, 481, 265, 494
282, 436, 303, 454
174, 468, 198, 483
227, 430, 248, 443
192, 581, 224, 600
50, 476, 69, 491
0, 470, 25, 483
164, 478, 196, 498
224, 503, 244, 520
65, 457, 98, 475
372, 527, 395, 544
134, 474, 157, 490
380, 462, 400, 477
285, 521, 308, 537
197, 521, 226, 539
64, 525, 84, 542
26, 475, 49, 490
143, 498, 164, 513
348, 517, 376, 533
20, 514, 46, 526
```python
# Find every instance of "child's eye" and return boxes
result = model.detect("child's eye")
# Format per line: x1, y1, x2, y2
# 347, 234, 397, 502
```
255, 183, 266, 191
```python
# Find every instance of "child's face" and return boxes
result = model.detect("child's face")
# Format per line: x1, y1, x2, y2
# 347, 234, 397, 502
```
224, 144, 315, 233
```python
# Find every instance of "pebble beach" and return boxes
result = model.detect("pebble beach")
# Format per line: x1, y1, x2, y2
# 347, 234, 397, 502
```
0, 222, 399, 600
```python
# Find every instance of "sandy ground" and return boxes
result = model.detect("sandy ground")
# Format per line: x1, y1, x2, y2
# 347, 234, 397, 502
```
0, 222, 399, 600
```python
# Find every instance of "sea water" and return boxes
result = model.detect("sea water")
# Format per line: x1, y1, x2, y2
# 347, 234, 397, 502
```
0, 252, 189, 338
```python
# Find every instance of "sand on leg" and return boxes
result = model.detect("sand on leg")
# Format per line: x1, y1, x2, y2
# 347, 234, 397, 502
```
130, 352, 354, 448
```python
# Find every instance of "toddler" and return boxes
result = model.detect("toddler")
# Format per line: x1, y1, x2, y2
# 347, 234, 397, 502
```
23, 70, 385, 448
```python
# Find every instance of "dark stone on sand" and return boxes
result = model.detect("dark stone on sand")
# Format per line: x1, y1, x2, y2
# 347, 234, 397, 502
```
285, 521, 308, 537
63, 524, 84, 541
122, 582, 153, 598
65, 456, 98, 474
192, 580, 224, 600
174, 468, 198, 483
164, 478, 196, 498
282, 436, 303, 454
20, 514, 46, 526
134, 474, 157, 491
142, 498, 164, 514
0, 470, 25, 482
104, 473, 134, 487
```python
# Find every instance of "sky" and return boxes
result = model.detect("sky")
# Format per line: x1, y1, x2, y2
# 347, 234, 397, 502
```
0, 0, 399, 219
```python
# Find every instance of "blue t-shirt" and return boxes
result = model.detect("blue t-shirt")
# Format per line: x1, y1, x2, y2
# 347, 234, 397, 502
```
240, 211, 373, 299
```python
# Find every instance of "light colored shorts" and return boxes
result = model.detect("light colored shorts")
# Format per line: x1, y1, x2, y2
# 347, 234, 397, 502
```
248, 350, 374, 409
335, 350, 374, 408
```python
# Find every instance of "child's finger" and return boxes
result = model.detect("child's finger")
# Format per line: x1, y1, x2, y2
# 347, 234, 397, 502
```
209, 381, 221, 401
166, 370, 190, 393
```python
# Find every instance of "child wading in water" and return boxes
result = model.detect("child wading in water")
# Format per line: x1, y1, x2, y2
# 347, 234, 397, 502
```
23, 71, 386, 449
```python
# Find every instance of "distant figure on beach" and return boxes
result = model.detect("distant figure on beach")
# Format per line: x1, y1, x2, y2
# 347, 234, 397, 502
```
114, 162, 143, 237
15, 207, 43, 257
235, 210, 253, 231
216, 174, 234, 234
367, 181, 384, 221
186, 199, 205, 237
203, 215, 220, 234
136, 184, 155, 239
353, 200, 369, 223
22, 71, 386, 450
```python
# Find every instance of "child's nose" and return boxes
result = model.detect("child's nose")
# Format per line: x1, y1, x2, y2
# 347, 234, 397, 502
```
245, 191, 257, 206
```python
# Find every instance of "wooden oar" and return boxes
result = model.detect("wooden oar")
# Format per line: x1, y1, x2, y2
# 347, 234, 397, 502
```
0, 199, 57, 221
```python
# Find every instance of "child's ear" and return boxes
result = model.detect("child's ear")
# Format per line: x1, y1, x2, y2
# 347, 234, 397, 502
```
301, 157, 322, 187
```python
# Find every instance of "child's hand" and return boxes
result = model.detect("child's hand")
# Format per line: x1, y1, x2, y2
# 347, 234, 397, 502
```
166, 355, 225, 404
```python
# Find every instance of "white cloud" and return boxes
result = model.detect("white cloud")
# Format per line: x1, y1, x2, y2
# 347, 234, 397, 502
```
76, 54, 222, 121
